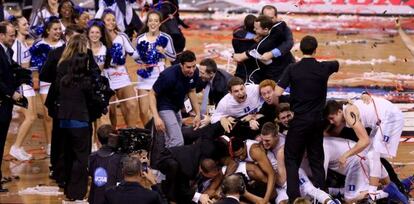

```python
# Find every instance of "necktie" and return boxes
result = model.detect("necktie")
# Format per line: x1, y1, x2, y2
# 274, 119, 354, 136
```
7, 48, 13, 64
200, 83, 211, 116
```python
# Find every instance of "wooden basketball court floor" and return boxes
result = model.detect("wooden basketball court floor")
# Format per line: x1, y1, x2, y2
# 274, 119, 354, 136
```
0, 14, 413, 203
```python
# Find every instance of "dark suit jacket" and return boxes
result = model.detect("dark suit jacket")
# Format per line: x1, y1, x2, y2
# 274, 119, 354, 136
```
196, 69, 232, 107
103, 182, 162, 204
0, 45, 17, 122
215, 197, 240, 204
247, 21, 295, 82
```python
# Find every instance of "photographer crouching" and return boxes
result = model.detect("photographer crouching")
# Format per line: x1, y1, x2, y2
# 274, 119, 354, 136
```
89, 124, 160, 204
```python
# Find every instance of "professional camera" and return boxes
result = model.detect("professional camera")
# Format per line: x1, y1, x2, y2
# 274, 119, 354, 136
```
116, 128, 152, 154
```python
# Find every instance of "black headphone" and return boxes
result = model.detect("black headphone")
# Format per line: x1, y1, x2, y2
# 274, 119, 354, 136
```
221, 173, 246, 195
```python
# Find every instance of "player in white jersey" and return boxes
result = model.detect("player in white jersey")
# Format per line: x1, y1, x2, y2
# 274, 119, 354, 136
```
210, 77, 264, 133
231, 137, 275, 204
135, 11, 176, 125
9, 16, 35, 161
30, 17, 64, 156
323, 136, 371, 202
324, 94, 403, 199
101, 10, 140, 128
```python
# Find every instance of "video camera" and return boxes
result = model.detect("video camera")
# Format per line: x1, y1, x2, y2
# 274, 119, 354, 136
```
110, 128, 152, 154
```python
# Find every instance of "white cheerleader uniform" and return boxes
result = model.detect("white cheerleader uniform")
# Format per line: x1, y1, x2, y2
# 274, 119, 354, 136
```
12, 38, 35, 97
93, 43, 107, 69
103, 33, 139, 90
135, 32, 176, 90
33, 39, 65, 95
30, 9, 65, 33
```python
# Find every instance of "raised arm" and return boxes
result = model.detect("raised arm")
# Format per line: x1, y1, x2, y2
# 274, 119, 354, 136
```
396, 18, 414, 56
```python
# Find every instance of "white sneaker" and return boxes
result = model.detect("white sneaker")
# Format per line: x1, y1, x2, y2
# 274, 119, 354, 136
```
19, 147, 32, 159
369, 190, 389, 200
46, 144, 51, 156
10, 145, 31, 161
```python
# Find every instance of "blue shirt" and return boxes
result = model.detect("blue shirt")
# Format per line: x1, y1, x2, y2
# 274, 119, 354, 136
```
152, 64, 199, 112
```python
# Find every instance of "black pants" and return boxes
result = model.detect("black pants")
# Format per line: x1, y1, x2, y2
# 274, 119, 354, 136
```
51, 119, 65, 183
62, 126, 91, 200
0, 117, 12, 180
157, 150, 193, 203
284, 114, 326, 203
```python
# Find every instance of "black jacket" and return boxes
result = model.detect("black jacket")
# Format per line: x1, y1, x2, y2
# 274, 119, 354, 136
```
57, 73, 93, 122
196, 69, 232, 107
42, 48, 100, 118
88, 146, 123, 204
0, 46, 17, 122
104, 181, 162, 204
215, 197, 240, 204
246, 21, 295, 82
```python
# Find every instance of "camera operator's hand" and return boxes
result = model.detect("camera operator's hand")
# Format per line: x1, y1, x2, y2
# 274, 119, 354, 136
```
12, 92, 23, 101
154, 116, 166, 133
142, 170, 157, 186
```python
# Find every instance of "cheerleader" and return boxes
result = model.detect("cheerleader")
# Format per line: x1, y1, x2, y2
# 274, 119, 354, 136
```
73, 6, 90, 30
9, 16, 35, 161
101, 9, 139, 128
87, 19, 111, 149
30, 17, 64, 155
135, 10, 176, 124
58, 0, 75, 28
30, 0, 61, 35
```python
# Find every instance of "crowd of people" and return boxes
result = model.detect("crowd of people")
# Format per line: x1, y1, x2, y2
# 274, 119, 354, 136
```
0, 0, 413, 203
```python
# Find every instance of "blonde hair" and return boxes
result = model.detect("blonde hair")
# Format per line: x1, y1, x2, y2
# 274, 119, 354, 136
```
293, 198, 311, 204
58, 34, 88, 65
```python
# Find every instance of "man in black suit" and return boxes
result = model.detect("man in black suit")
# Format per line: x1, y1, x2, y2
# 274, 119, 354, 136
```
233, 6, 295, 83
196, 58, 232, 115
0, 21, 19, 192
274, 35, 339, 203
104, 156, 163, 204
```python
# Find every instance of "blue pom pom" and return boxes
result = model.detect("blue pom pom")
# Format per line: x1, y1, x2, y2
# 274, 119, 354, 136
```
156, 35, 168, 48
110, 43, 126, 65
31, 25, 45, 36
136, 34, 170, 79
29, 43, 51, 71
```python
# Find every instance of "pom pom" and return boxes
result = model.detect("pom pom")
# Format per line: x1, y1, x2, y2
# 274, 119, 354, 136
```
29, 43, 51, 70
110, 43, 126, 65
31, 25, 44, 36
7, 15, 17, 22
74, 6, 85, 15
137, 67, 154, 79
156, 35, 168, 48
136, 35, 169, 79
